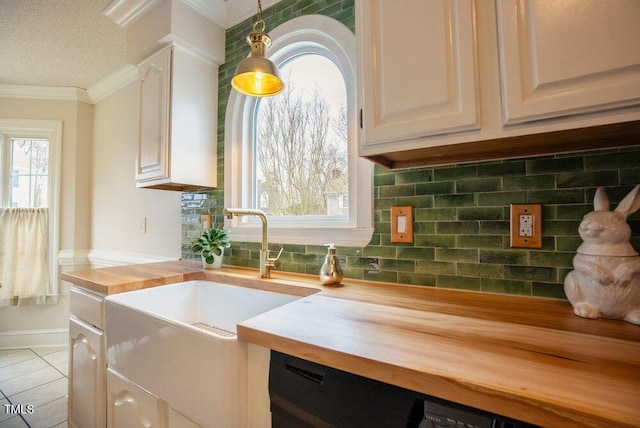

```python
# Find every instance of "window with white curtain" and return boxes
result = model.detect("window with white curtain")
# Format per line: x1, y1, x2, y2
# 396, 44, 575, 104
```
224, 15, 373, 247
0, 119, 61, 306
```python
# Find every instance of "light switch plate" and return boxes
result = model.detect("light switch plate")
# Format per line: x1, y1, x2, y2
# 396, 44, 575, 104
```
510, 204, 542, 248
391, 206, 413, 243
200, 214, 212, 231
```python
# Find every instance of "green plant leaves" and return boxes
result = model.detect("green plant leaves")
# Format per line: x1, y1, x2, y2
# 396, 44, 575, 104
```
191, 227, 231, 260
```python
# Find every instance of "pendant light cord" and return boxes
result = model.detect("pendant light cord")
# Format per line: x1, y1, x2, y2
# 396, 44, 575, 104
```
253, 0, 266, 32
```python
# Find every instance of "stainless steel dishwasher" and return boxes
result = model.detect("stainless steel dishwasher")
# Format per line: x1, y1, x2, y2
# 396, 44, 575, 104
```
269, 351, 536, 428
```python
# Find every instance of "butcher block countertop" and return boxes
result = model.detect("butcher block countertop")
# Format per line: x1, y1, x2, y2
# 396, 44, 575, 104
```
62, 260, 640, 427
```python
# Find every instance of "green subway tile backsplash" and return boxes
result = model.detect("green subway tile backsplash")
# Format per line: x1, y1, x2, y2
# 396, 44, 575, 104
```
556, 170, 619, 188
504, 265, 557, 282
437, 275, 480, 291
478, 161, 526, 177
527, 157, 583, 174
481, 278, 531, 295
180, 0, 640, 300
456, 177, 502, 194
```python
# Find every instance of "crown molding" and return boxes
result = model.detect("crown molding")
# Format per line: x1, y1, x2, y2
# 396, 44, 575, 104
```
104, 0, 283, 29
181, 0, 227, 28
87, 64, 138, 103
0, 84, 92, 104
224, 0, 281, 27
103, 0, 164, 28
0, 64, 137, 105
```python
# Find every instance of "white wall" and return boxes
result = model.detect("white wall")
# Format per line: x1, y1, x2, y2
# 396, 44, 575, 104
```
0, 96, 93, 348
91, 81, 182, 261
0, 82, 182, 348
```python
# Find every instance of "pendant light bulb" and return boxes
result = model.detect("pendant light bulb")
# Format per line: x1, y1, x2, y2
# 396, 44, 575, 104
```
231, 2, 284, 97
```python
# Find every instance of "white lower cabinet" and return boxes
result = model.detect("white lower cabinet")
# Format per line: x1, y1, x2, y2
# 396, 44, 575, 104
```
68, 285, 107, 428
107, 368, 162, 428
69, 285, 272, 428
107, 368, 203, 428
168, 408, 202, 428
68, 316, 105, 428
248, 344, 272, 428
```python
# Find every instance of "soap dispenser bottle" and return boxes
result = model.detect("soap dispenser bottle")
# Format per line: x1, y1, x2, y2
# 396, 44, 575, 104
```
320, 244, 344, 286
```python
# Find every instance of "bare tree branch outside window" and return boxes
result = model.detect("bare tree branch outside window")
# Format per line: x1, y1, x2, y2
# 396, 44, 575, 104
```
255, 65, 348, 217
10, 139, 49, 208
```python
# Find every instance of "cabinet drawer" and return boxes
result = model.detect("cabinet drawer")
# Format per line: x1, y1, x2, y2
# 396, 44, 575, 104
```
70, 287, 105, 329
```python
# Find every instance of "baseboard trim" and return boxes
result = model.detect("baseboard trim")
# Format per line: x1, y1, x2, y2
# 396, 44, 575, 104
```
0, 328, 68, 350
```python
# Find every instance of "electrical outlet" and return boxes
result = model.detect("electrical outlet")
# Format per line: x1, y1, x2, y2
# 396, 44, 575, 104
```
519, 214, 533, 236
510, 204, 542, 248
367, 258, 380, 274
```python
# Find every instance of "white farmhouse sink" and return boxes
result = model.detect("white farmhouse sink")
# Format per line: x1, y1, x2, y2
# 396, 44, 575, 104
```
105, 280, 303, 427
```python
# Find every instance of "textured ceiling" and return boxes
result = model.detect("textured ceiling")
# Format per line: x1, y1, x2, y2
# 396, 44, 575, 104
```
0, 0, 276, 91
0, 0, 127, 90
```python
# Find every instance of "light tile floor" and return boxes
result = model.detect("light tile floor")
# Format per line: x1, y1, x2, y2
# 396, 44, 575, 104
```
0, 347, 68, 428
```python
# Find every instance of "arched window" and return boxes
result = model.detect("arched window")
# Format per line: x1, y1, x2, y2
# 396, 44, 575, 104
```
225, 15, 373, 246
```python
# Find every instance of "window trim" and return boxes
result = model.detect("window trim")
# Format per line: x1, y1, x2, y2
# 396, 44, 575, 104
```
224, 15, 373, 247
0, 119, 62, 299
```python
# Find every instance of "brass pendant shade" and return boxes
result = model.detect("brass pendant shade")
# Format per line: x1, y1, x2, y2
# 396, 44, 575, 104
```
231, 1, 284, 97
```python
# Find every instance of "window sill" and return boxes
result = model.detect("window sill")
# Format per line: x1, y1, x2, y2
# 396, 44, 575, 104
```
226, 225, 374, 248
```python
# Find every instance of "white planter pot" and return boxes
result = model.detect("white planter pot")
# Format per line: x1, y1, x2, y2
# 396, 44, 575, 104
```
202, 248, 224, 269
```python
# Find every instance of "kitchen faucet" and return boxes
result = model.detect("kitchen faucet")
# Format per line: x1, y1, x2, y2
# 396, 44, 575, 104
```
223, 208, 282, 278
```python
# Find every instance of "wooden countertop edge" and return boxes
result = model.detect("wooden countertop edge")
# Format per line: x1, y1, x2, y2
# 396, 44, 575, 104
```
61, 260, 205, 295
237, 293, 640, 427
62, 260, 640, 427
236, 326, 626, 428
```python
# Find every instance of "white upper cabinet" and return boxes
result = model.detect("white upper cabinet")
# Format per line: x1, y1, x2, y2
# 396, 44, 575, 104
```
357, 0, 479, 148
497, 0, 640, 124
357, 0, 640, 168
137, 47, 171, 185
128, 0, 224, 190
136, 45, 218, 191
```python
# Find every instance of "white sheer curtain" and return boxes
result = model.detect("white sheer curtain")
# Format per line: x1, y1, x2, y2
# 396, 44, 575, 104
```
0, 208, 49, 306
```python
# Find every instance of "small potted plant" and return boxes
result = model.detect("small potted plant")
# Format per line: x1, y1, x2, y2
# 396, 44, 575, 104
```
192, 227, 231, 269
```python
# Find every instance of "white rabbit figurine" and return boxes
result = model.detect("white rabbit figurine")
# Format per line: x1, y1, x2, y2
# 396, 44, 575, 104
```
564, 185, 640, 324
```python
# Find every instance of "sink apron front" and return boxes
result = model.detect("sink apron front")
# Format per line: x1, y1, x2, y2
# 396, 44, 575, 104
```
105, 280, 302, 427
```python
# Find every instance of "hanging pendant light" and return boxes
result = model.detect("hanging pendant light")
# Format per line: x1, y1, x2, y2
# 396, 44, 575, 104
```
231, 0, 284, 97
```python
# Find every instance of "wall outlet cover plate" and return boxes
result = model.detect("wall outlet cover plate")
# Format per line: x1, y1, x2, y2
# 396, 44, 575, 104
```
200, 214, 212, 231
510, 204, 542, 249
391, 206, 413, 243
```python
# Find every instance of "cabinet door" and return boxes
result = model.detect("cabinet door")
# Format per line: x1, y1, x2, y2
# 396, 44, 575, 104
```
107, 368, 163, 428
358, 0, 479, 150
68, 316, 105, 428
168, 407, 201, 428
497, 0, 640, 124
136, 47, 172, 183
